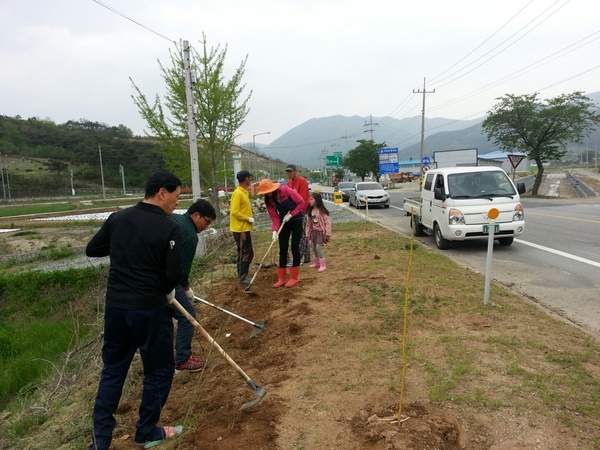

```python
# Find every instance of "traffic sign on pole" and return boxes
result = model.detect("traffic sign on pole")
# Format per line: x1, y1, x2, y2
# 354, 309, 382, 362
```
326, 155, 342, 166
507, 154, 525, 169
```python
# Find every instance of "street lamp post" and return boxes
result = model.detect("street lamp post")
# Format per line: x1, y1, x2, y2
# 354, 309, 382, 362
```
252, 131, 271, 152
252, 131, 271, 179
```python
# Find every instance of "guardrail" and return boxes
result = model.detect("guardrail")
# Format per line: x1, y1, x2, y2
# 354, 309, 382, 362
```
566, 172, 597, 197
319, 191, 335, 202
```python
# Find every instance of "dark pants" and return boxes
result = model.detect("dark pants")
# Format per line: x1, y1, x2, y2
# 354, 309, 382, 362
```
171, 284, 196, 365
278, 220, 302, 268
89, 306, 174, 450
233, 231, 254, 264
299, 214, 311, 263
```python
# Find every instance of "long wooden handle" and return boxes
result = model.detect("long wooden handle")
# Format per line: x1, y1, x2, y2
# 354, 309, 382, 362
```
169, 297, 251, 382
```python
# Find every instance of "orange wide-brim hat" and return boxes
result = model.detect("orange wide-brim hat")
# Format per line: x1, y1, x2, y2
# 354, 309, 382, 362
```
255, 178, 280, 195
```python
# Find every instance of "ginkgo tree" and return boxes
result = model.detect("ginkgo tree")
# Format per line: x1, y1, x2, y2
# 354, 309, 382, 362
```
482, 91, 600, 195
131, 33, 251, 210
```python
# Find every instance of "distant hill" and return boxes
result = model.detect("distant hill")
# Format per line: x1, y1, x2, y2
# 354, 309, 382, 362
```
257, 91, 600, 169
259, 115, 483, 169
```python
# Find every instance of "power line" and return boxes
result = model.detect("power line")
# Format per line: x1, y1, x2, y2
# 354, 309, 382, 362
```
428, 30, 600, 114
91, 0, 175, 43
382, 0, 574, 125
428, 0, 535, 86
413, 78, 435, 175
430, 0, 571, 91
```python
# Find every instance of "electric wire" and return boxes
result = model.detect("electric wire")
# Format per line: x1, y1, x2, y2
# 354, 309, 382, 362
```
429, 0, 570, 90
427, 0, 535, 86
429, 0, 572, 91
381, 0, 578, 130
91, 0, 176, 44
429, 30, 600, 114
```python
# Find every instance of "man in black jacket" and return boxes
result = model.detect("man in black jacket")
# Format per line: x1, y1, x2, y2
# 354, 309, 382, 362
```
86, 170, 184, 450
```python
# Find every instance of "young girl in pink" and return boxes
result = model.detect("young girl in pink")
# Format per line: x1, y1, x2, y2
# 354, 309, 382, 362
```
305, 193, 332, 272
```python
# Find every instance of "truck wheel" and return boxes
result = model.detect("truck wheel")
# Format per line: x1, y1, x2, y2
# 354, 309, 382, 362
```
434, 223, 450, 249
411, 217, 424, 237
498, 237, 514, 246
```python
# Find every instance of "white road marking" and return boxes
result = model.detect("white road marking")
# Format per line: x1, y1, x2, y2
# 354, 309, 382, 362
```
515, 239, 600, 268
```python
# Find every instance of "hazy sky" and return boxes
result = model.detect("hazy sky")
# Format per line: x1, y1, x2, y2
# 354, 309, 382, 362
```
1, 0, 598, 147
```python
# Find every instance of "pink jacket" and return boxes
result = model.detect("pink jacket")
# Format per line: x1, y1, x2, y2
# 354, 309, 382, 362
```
266, 184, 306, 231
305, 208, 332, 241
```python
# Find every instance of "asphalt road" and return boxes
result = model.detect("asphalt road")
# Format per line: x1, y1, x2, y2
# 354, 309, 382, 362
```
319, 182, 600, 339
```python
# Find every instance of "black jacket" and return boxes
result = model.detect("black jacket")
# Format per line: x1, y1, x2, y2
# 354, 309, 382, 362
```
86, 202, 183, 309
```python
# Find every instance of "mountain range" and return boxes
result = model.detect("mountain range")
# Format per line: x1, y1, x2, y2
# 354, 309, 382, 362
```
254, 91, 600, 169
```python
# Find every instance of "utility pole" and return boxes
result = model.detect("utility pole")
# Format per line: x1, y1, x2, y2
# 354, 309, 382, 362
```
413, 77, 435, 183
4, 159, 10, 200
0, 154, 6, 200
98, 145, 106, 199
341, 131, 351, 155
183, 40, 202, 201
120, 164, 126, 195
321, 147, 327, 183
363, 114, 378, 141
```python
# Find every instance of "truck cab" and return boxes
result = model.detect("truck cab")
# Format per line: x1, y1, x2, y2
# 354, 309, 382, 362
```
415, 167, 526, 249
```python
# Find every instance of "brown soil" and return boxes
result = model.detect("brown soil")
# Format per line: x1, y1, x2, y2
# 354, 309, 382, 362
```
3, 171, 600, 450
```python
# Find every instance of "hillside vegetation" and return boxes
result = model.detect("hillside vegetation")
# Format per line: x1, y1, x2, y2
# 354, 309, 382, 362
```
0, 115, 165, 197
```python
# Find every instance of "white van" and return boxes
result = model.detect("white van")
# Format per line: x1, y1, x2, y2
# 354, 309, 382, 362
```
403, 167, 526, 249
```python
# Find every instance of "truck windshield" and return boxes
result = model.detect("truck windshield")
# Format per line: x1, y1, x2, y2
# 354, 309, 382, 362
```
448, 171, 516, 198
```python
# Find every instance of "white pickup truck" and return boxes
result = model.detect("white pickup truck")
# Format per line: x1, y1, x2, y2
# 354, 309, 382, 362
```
403, 166, 526, 249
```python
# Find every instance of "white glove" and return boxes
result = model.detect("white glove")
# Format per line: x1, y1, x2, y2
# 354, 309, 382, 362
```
272, 230, 279, 241
248, 217, 255, 224
283, 212, 292, 223
185, 287, 194, 301
166, 289, 175, 303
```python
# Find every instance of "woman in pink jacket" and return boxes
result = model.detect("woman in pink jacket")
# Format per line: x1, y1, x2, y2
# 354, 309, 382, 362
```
256, 179, 305, 288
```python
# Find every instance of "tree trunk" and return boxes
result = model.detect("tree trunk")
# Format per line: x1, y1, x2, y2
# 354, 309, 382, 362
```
531, 158, 545, 195
209, 166, 221, 224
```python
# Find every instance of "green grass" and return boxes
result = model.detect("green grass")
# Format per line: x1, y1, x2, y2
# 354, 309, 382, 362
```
0, 266, 105, 409
0, 268, 102, 319
0, 197, 197, 219
0, 203, 79, 217
0, 319, 92, 408
0, 245, 77, 271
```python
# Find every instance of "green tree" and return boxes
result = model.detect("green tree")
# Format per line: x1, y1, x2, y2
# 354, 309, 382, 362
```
130, 34, 251, 211
333, 168, 345, 181
342, 139, 386, 181
44, 159, 68, 175
482, 92, 600, 195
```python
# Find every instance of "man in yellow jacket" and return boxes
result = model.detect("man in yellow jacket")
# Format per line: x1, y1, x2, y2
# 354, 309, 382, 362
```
230, 170, 255, 285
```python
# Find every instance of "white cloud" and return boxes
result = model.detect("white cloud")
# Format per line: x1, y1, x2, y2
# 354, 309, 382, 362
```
1, 0, 598, 146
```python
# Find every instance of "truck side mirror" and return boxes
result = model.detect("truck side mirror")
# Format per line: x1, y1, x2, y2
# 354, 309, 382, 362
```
434, 187, 446, 201
516, 182, 526, 195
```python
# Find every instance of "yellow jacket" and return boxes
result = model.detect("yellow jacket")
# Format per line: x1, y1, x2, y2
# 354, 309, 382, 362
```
229, 185, 254, 232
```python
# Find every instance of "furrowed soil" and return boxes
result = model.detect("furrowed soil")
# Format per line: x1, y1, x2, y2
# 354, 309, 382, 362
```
1, 170, 600, 450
